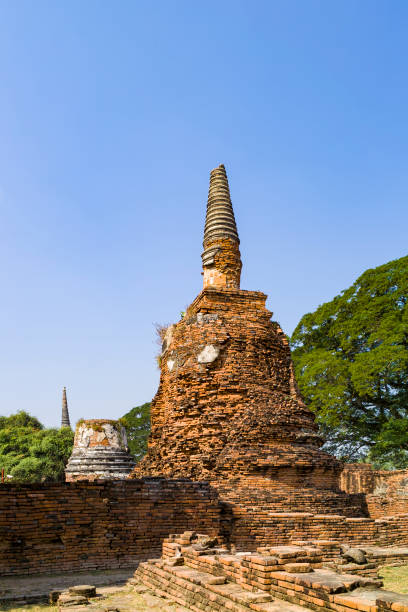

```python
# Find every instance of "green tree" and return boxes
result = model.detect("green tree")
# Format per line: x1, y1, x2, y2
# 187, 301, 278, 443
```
29, 427, 75, 481
0, 411, 74, 482
291, 255, 408, 467
0, 411, 42, 430
120, 402, 151, 462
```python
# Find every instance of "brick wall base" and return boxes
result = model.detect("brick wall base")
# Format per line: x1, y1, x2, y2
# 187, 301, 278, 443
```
0, 479, 223, 576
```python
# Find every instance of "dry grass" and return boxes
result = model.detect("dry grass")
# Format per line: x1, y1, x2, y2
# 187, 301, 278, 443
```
0, 589, 186, 612
0, 605, 56, 612
380, 564, 408, 593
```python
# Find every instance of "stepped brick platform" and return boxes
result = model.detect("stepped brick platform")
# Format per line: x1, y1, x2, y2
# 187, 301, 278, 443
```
131, 531, 408, 612
133, 558, 305, 611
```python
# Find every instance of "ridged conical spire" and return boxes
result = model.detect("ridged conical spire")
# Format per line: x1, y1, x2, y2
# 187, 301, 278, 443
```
201, 164, 242, 290
61, 387, 71, 429
203, 164, 239, 249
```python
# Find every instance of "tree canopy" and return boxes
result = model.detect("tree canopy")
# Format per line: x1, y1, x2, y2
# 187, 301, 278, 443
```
120, 402, 151, 462
0, 411, 74, 482
291, 255, 408, 467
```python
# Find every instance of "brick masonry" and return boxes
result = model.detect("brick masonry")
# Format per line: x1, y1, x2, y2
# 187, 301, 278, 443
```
0, 479, 222, 576
132, 532, 408, 612
131, 284, 356, 516
228, 511, 408, 550
341, 464, 408, 518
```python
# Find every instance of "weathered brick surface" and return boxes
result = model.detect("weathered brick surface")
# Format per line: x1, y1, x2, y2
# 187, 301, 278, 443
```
341, 464, 408, 518
341, 464, 408, 495
0, 479, 222, 576
203, 237, 242, 290
133, 532, 408, 612
131, 287, 354, 517
366, 494, 408, 518
229, 511, 408, 550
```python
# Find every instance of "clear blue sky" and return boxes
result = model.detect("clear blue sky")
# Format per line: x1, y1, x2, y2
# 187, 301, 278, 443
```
0, 1, 407, 427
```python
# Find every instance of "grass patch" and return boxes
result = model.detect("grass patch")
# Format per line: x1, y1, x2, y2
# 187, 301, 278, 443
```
380, 565, 408, 593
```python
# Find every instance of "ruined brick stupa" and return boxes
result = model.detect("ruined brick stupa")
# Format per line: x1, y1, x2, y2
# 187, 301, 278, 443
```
66, 419, 135, 481
132, 165, 362, 515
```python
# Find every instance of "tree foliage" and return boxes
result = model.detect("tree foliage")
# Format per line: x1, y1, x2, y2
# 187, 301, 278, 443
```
291, 255, 408, 467
0, 411, 74, 482
120, 402, 151, 462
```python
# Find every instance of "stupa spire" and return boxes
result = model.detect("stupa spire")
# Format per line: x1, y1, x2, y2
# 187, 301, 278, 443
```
61, 387, 71, 429
201, 164, 242, 290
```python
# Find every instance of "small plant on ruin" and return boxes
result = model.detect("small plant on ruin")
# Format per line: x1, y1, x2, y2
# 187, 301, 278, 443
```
154, 322, 169, 369
154, 322, 168, 345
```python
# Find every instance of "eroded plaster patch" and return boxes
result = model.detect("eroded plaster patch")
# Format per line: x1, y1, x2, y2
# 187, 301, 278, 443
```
197, 345, 220, 364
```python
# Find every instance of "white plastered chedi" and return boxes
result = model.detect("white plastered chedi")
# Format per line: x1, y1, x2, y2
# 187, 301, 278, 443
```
65, 419, 134, 481
74, 422, 128, 450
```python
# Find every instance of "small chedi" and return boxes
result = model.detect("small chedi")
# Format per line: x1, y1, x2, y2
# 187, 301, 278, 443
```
61, 387, 71, 429
131, 164, 360, 516
65, 419, 134, 481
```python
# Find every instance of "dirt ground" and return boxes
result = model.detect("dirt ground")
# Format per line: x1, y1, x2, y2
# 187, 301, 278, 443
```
2, 565, 408, 612
0, 585, 189, 612
0, 568, 134, 610
0, 587, 188, 612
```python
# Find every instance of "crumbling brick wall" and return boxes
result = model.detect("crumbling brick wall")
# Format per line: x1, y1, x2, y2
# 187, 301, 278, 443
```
228, 511, 408, 550
341, 464, 408, 517
0, 479, 223, 576
340, 464, 376, 494
366, 494, 408, 518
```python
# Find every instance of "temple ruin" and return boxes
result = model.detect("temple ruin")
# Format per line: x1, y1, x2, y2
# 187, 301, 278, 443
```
131, 163, 363, 517
1, 165, 408, 612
